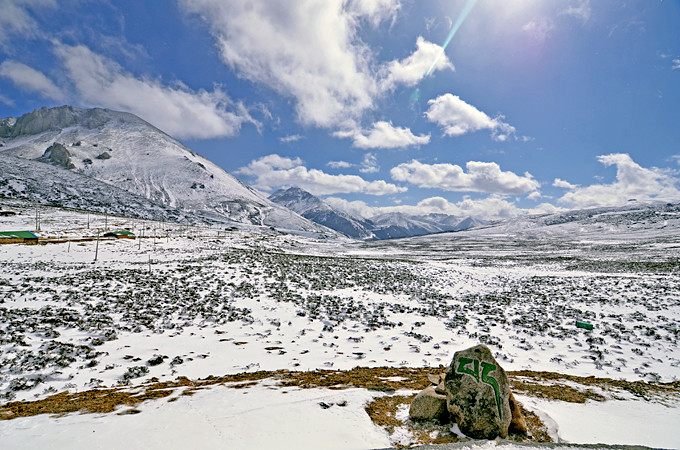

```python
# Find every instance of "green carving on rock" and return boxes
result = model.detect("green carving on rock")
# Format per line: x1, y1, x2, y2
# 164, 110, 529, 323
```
481, 361, 502, 420
456, 357, 502, 420
457, 357, 479, 381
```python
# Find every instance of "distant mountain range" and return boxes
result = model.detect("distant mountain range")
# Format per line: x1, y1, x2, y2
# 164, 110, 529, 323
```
0, 106, 329, 234
6, 105, 659, 242
268, 186, 485, 239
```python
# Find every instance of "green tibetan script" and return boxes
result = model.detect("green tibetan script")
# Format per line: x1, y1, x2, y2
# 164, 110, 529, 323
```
456, 357, 502, 420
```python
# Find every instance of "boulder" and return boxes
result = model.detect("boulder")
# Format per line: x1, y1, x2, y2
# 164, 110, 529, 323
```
444, 344, 512, 439
409, 386, 448, 421
41, 143, 75, 169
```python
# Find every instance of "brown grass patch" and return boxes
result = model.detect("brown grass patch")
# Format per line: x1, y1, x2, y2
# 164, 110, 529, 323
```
0, 386, 174, 418
364, 394, 416, 434
2, 366, 678, 425
509, 370, 680, 403
365, 393, 463, 448
510, 378, 606, 403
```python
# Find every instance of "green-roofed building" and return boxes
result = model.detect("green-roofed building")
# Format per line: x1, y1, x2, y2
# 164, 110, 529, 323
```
0, 231, 39, 244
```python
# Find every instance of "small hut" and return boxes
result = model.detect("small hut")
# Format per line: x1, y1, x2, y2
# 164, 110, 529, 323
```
0, 231, 39, 244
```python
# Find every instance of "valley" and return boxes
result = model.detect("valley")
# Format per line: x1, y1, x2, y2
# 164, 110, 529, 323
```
0, 200, 678, 448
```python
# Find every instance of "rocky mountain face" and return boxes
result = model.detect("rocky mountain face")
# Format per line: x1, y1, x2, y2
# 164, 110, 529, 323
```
0, 106, 328, 233
269, 186, 484, 240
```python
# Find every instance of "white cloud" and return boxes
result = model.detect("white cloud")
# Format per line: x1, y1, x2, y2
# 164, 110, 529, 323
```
0, 60, 65, 101
326, 194, 561, 221
359, 152, 379, 173
237, 154, 303, 175
53, 44, 256, 139
553, 178, 578, 189
335, 121, 430, 149
179, 0, 392, 129
522, 18, 555, 42
672, 59, 680, 70
236, 154, 405, 196
558, 153, 680, 208
324, 197, 378, 218
0, 92, 14, 106
279, 134, 303, 143
327, 160, 353, 169
347, 0, 401, 27
390, 159, 539, 195
561, 0, 591, 23
381, 36, 453, 90
325, 153, 379, 173
425, 94, 516, 141
0, 0, 55, 46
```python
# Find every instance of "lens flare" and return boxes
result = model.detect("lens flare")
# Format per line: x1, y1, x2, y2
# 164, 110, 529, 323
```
425, 0, 478, 77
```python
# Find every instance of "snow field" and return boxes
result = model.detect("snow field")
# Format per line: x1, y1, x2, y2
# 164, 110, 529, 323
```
1, 205, 680, 448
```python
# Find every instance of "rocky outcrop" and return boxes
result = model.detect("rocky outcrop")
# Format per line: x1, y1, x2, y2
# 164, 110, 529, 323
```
8, 106, 123, 137
409, 344, 527, 440
40, 143, 75, 169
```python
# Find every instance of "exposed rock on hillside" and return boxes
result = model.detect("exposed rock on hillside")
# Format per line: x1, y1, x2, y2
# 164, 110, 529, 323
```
39, 143, 75, 169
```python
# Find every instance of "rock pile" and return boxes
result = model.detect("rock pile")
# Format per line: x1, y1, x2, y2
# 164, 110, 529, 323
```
409, 344, 527, 440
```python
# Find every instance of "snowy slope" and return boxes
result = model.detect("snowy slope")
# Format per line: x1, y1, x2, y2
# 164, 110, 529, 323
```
0, 154, 189, 223
269, 187, 376, 239
0, 106, 328, 233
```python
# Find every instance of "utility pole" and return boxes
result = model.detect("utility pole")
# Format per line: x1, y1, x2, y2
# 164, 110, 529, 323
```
87, 212, 90, 229
94, 230, 99, 262
35, 201, 41, 232
138, 225, 143, 250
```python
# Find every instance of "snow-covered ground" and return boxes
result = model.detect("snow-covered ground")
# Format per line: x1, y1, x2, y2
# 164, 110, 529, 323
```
1, 202, 679, 448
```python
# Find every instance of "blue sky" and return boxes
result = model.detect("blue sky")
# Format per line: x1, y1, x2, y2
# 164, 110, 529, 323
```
1, 0, 679, 219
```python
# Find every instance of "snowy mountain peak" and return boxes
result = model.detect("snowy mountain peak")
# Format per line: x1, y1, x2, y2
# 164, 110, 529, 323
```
0, 106, 328, 233
269, 187, 329, 214
269, 187, 376, 239
3, 105, 151, 139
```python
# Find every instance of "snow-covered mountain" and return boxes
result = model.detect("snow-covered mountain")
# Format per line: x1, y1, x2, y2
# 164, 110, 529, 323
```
0, 106, 328, 233
369, 212, 483, 239
269, 186, 484, 239
0, 153, 189, 222
269, 187, 376, 239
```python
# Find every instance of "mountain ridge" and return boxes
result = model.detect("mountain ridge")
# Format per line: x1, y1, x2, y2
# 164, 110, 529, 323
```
269, 187, 376, 239
269, 186, 485, 240
0, 106, 331, 234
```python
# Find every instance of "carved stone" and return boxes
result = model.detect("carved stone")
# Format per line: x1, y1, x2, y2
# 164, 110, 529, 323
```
444, 344, 512, 439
